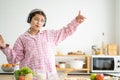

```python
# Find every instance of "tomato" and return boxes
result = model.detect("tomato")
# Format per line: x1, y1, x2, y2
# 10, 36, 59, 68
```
18, 75, 25, 80
96, 73, 104, 80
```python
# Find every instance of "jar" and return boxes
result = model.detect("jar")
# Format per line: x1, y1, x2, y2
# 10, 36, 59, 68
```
59, 62, 66, 68
13, 64, 19, 71
96, 48, 103, 55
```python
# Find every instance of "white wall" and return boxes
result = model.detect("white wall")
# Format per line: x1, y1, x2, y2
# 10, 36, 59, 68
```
115, 0, 120, 55
0, 0, 116, 64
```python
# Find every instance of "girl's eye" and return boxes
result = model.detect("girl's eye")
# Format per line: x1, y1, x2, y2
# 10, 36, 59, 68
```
34, 18, 45, 22
40, 19, 45, 23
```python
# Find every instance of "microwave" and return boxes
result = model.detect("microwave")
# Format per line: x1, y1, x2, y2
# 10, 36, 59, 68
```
91, 55, 120, 73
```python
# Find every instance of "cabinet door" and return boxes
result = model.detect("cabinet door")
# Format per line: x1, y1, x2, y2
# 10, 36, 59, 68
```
0, 75, 14, 80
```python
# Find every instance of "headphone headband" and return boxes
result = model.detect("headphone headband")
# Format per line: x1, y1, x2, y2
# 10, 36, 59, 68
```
30, 9, 43, 14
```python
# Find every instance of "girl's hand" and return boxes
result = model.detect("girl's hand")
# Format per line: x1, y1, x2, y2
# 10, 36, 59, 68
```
76, 10, 86, 23
0, 35, 6, 48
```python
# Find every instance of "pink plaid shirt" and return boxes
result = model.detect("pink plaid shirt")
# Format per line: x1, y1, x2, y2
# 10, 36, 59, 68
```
1, 19, 79, 79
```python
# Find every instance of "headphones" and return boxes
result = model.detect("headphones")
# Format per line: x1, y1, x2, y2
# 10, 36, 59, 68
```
27, 9, 47, 27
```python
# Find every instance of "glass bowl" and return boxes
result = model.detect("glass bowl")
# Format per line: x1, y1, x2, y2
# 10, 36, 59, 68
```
1, 66, 14, 72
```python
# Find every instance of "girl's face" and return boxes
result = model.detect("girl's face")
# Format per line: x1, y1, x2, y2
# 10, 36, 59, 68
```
30, 14, 45, 31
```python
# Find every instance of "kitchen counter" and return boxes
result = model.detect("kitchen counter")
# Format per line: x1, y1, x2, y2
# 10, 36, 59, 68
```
0, 68, 13, 75
105, 73, 120, 77
0, 70, 14, 80
0, 72, 13, 75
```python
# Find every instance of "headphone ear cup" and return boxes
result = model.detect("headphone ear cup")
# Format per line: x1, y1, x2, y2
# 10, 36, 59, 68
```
27, 16, 30, 23
42, 19, 46, 27
43, 21, 46, 27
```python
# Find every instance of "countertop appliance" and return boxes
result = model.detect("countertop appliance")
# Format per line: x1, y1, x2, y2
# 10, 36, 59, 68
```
91, 55, 120, 73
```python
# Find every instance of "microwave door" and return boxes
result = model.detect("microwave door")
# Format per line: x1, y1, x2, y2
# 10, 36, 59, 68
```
93, 58, 103, 70
92, 58, 114, 72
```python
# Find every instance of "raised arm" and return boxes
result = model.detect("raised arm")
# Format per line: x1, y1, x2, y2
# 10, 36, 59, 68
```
0, 36, 25, 64
52, 10, 86, 45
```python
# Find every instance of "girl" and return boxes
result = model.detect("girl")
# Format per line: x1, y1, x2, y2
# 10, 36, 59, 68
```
0, 9, 85, 80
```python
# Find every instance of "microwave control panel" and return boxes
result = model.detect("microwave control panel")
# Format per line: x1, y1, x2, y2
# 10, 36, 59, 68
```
115, 57, 120, 70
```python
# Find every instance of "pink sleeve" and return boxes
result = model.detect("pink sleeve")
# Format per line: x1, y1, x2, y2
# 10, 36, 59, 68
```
53, 19, 80, 45
1, 37, 25, 64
